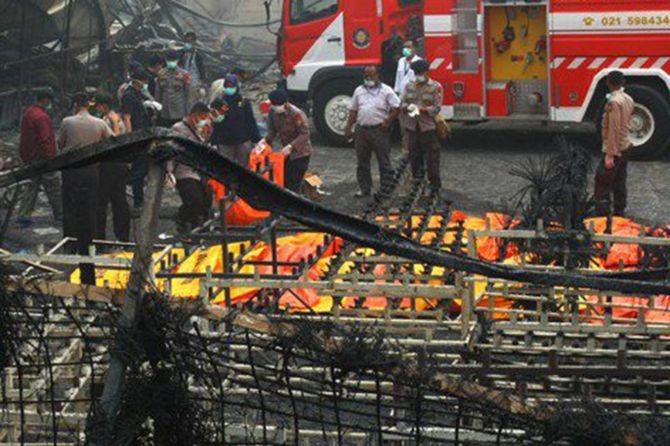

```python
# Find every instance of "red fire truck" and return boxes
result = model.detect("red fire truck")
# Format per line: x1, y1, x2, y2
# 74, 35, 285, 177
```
279, 0, 670, 159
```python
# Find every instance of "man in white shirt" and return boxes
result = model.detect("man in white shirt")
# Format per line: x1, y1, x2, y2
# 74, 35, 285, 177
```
345, 66, 400, 198
394, 40, 422, 155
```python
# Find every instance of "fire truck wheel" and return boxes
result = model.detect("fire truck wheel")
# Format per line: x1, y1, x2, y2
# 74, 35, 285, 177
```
597, 85, 670, 160
314, 81, 358, 146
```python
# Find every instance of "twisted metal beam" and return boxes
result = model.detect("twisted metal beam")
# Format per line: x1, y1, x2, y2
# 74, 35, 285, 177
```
1, 128, 669, 295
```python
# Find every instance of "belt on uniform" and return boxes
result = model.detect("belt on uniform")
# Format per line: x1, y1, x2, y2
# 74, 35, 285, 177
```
358, 124, 382, 130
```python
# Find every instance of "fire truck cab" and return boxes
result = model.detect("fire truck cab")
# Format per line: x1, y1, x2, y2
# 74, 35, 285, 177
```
280, 0, 670, 159
279, 0, 424, 144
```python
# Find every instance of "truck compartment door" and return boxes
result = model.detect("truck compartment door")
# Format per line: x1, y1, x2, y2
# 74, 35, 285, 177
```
283, 0, 345, 93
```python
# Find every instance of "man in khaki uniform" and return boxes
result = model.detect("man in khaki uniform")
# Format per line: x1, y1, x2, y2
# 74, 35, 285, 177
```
155, 49, 191, 127
401, 60, 444, 195
594, 71, 635, 217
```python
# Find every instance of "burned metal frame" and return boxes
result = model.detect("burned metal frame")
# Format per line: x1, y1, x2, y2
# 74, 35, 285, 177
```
1, 129, 670, 444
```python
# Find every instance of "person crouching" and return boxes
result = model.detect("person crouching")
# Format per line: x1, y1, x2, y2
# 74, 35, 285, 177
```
169, 102, 212, 233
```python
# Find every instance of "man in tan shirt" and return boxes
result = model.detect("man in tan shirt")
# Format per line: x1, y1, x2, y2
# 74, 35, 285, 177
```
401, 59, 444, 195
594, 71, 635, 217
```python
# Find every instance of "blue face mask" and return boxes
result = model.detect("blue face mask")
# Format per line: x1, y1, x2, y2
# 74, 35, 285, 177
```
184, 43, 193, 51
142, 83, 149, 93
402, 47, 413, 58
43, 103, 53, 111
196, 119, 210, 129
167, 60, 178, 70
224, 87, 238, 96
214, 114, 226, 123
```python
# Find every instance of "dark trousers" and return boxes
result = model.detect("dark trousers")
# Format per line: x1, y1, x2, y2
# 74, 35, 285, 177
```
355, 126, 392, 193
130, 154, 150, 208
176, 178, 210, 231
97, 162, 130, 242
408, 129, 442, 189
284, 156, 310, 193
594, 152, 629, 217
62, 166, 99, 284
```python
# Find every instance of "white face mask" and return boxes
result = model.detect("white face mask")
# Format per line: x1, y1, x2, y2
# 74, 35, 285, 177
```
415, 75, 427, 83
364, 79, 377, 88
272, 105, 286, 114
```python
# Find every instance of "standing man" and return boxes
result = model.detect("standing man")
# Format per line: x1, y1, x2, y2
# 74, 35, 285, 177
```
394, 40, 422, 155
180, 31, 207, 107
594, 70, 635, 217
146, 54, 164, 97
93, 93, 130, 242
155, 49, 191, 128
169, 102, 212, 233
16, 91, 63, 228
265, 89, 313, 193
401, 60, 444, 196
345, 66, 400, 198
59, 93, 112, 283
121, 70, 153, 211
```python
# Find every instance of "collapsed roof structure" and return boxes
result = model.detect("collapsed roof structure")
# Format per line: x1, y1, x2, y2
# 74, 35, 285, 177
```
0, 0, 279, 128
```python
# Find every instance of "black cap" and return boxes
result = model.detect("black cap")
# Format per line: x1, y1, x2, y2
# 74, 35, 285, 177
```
268, 89, 289, 106
166, 49, 179, 61
36, 90, 54, 102
71, 92, 90, 108
210, 98, 228, 110
131, 70, 150, 82
411, 59, 430, 75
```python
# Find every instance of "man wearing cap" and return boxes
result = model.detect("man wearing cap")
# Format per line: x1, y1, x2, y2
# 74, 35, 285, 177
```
16, 91, 63, 228
401, 59, 444, 196
345, 65, 400, 198
594, 70, 635, 217
265, 89, 313, 193
155, 49, 191, 127
394, 40, 422, 155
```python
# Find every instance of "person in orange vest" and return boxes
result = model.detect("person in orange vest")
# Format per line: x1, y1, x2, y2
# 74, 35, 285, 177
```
264, 89, 313, 193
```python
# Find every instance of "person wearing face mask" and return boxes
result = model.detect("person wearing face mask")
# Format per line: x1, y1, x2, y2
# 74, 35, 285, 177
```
121, 70, 154, 211
210, 74, 261, 166
209, 98, 229, 127
16, 90, 63, 228
155, 49, 191, 128
169, 102, 213, 232
401, 60, 444, 197
394, 40, 423, 155
180, 31, 208, 107
93, 94, 130, 242
345, 65, 400, 198
264, 89, 313, 193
